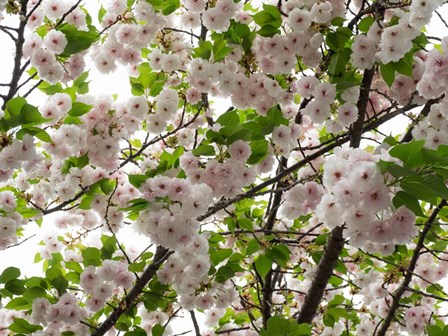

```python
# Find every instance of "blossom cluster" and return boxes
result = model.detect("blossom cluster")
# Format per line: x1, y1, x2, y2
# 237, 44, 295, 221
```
415, 40, 448, 100
412, 98, 448, 149
93, 2, 167, 74
137, 175, 239, 310
280, 147, 418, 255
0, 191, 25, 249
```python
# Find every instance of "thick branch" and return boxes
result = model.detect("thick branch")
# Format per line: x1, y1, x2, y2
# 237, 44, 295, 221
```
91, 246, 171, 336
296, 226, 345, 323
189, 311, 201, 336
1, 0, 28, 110
297, 67, 375, 324
261, 157, 287, 328
375, 200, 447, 336
350, 68, 375, 147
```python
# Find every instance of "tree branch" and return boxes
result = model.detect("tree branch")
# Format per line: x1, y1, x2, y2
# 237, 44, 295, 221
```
0, 25, 17, 41
400, 97, 442, 143
189, 310, 201, 336
90, 246, 172, 336
261, 157, 287, 328
297, 67, 375, 324
1, 0, 28, 110
375, 200, 447, 336
54, 0, 82, 29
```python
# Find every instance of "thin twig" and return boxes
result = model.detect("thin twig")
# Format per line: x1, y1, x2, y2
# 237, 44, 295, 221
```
2, 234, 36, 250
0, 25, 17, 41
54, 0, 83, 28
189, 311, 201, 336
163, 27, 200, 40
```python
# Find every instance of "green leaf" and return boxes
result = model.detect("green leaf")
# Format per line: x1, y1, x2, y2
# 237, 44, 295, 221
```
358, 17, 374, 33
210, 248, 233, 266
393, 191, 425, 217
255, 254, 272, 278
427, 325, 443, 336
331, 17, 345, 26
400, 178, 439, 203
193, 40, 213, 60
101, 235, 118, 260
23, 286, 47, 301
380, 62, 395, 87
246, 239, 261, 255
50, 275, 68, 295
73, 71, 90, 87
394, 55, 413, 77
128, 174, 148, 188
82, 247, 102, 266
58, 24, 100, 58
323, 312, 335, 327
5, 96, 26, 118
16, 127, 52, 143
65, 261, 83, 273
420, 174, 448, 199
39, 81, 64, 95
326, 27, 352, 51
253, 4, 281, 28
192, 144, 215, 156
234, 23, 250, 38
116, 313, 132, 331
261, 316, 310, 336
152, 324, 165, 336
9, 318, 42, 333
149, 79, 166, 97
98, 6, 107, 23
124, 328, 148, 336
61, 153, 90, 174
5, 279, 26, 295
290, 323, 312, 336
257, 24, 280, 37
100, 178, 117, 195
238, 217, 253, 231
247, 139, 269, 165
215, 265, 236, 283
79, 194, 94, 210
128, 261, 146, 272
130, 77, 145, 96
120, 198, 149, 216
268, 245, 290, 267
329, 48, 351, 77
389, 140, 425, 168
216, 109, 239, 128
68, 102, 92, 116
21, 103, 48, 126
0, 267, 21, 284
213, 38, 233, 62
378, 160, 416, 178
5, 297, 30, 310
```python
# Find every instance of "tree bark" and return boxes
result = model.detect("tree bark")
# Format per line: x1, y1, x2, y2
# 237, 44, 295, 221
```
297, 67, 375, 324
